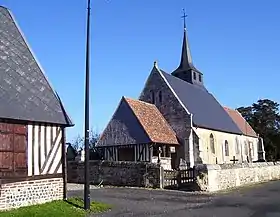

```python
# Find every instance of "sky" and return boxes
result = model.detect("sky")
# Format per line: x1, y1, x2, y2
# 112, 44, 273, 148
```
2, 0, 280, 142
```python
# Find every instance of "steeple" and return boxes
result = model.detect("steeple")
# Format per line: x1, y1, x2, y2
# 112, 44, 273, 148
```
172, 9, 204, 87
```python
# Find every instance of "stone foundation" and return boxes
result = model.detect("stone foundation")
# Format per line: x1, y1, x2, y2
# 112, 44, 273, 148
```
195, 162, 280, 192
68, 161, 162, 188
0, 177, 63, 210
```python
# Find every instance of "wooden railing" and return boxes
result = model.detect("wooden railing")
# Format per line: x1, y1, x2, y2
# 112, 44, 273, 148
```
163, 168, 195, 188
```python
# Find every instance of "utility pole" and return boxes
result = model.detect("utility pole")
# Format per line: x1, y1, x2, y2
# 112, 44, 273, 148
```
84, 0, 91, 211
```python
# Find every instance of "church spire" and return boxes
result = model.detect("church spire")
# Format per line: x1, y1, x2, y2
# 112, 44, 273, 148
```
172, 9, 204, 87
179, 9, 194, 70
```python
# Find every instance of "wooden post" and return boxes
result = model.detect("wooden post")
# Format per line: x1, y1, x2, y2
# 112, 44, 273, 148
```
158, 146, 162, 164
150, 145, 153, 162
61, 127, 67, 200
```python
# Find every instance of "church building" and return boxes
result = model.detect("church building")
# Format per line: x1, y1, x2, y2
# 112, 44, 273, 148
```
96, 16, 265, 169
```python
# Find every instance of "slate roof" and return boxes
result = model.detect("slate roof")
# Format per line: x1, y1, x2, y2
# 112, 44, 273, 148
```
96, 97, 178, 147
172, 27, 201, 74
224, 107, 258, 138
0, 6, 73, 126
159, 69, 242, 134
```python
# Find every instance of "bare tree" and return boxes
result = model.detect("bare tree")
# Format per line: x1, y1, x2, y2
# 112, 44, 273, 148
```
71, 128, 100, 152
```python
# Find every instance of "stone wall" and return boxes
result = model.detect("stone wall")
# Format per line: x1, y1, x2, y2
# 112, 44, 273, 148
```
67, 160, 162, 188
139, 66, 192, 167
195, 162, 280, 192
0, 177, 63, 210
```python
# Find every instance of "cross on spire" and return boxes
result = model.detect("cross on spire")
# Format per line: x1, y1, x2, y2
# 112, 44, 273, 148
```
172, 8, 204, 87
181, 9, 187, 30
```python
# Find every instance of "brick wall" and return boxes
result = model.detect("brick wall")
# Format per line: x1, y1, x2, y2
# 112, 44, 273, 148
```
68, 161, 162, 188
195, 162, 280, 192
0, 178, 63, 210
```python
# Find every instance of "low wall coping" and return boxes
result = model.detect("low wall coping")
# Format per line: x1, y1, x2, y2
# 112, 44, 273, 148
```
196, 161, 280, 171
68, 160, 159, 167
195, 164, 221, 171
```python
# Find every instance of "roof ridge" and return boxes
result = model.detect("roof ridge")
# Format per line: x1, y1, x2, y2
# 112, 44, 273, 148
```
160, 69, 208, 92
0, 6, 8, 10
124, 96, 155, 107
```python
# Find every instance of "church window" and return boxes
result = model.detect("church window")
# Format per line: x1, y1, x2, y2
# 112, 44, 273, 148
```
151, 92, 155, 104
235, 137, 240, 155
193, 72, 196, 80
199, 74, 202, 82
244, 142, 248, 155
249, 141, 254, 157
210, 134, 215, 154
224, 140, 229, 156
158, 91, 162, 104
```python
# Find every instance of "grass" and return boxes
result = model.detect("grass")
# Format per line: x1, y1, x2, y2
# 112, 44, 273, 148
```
0, 197, 111, 217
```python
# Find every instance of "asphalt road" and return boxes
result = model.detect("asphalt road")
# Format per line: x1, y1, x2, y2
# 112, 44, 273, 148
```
68, 180, 280, 217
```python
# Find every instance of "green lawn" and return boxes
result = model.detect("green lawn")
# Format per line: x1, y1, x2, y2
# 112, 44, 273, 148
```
0, 197, 111, 217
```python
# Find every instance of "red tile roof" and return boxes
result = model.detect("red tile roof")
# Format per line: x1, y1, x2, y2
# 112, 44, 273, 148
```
223, 107, 258, 138
124, 97, 179, 145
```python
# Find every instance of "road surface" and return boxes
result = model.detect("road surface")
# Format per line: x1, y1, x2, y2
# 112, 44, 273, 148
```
68, 180, 280, 217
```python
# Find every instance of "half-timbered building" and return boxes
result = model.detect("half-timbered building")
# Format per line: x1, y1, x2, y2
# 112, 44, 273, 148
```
96, 97, 179, 170
0, 6, 73, 210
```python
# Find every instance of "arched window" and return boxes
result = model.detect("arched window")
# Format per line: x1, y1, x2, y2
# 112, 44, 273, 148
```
244, 142, 248, 155
235, 137, 240, 155
249, 142, 254, 157
224, 140, 229, 156
193, 72, 197, 80
210, 134, 215, 154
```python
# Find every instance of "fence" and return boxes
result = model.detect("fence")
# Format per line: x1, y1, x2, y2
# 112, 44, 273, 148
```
163, 168, 195, 189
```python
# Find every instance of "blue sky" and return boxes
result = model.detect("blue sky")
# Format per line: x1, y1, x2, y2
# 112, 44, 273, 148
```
3, 0, 280, 142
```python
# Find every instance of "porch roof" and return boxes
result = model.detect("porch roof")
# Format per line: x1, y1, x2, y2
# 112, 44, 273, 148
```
125, 98, 179, 145
96, 97, 179, 147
